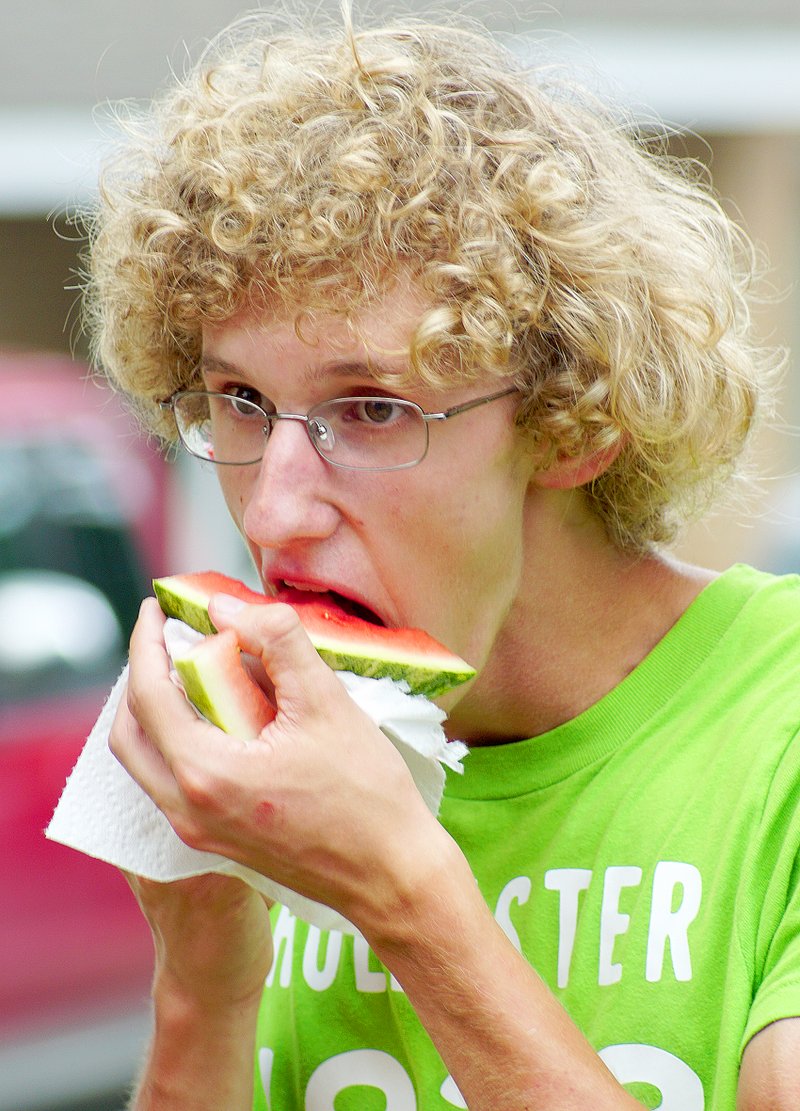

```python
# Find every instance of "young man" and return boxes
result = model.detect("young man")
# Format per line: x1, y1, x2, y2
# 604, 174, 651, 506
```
89, 9, 798, 1110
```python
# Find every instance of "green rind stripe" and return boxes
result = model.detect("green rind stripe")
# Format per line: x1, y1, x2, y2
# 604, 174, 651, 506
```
174, 658, 227, 729
315, 647, 472, 698
308, 629, 471, 671
154, 582, 217, 635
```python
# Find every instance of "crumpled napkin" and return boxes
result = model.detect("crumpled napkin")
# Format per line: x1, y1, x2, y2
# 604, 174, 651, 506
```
46, 620, 468, 934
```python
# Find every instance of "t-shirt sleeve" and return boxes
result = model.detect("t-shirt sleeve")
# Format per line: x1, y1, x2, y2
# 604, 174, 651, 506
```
740, 729, 800, 1054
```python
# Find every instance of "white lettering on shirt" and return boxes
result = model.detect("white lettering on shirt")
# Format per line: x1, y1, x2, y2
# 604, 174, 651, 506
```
599, 1042, 704, 1110
599, 866, 643, 985
266, 903, 296, 989
354, 932, 389, 993
265, 859, 702, 997
305, 1049, 417, 1110
302, 925, 343, 992
440, 1074, 468, 1107
494, 876, 533, 953
258, 1042, 703, 1109
646, 862, 702, 982
544, 868, 593, 988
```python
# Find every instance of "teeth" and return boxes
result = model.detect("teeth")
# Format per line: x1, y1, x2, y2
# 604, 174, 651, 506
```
283, 580, 330, 593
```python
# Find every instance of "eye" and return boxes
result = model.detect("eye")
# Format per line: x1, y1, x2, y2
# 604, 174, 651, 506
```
349, 398, 407, 425
222, 385, 270, 417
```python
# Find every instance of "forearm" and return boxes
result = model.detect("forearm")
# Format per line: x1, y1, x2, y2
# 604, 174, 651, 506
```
127, 975, 261, 1111
363, 834, 643, 1111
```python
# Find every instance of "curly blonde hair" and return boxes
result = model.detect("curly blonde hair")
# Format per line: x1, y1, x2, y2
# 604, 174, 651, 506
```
83, 7, 779, 548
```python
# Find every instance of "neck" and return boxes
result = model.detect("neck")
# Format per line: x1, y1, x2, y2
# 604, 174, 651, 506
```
445, 489, 715, 745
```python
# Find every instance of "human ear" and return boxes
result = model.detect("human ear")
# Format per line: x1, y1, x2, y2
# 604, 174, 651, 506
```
533, 440, 624, 490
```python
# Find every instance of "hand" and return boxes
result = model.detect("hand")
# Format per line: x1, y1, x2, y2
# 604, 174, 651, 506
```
110, 596, 447, 934
111, 665, 274, 1010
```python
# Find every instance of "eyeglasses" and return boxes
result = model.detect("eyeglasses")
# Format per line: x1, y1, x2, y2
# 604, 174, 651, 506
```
159, 386, 518, 471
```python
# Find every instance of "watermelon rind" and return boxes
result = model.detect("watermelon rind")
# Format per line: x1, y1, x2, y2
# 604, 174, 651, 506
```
174, 655, 230, 730
153, 578, 218, 636
167, 624, 274, 736
174, 655, 265, 735
153, 572, 476, 697
313, 646, 471, 699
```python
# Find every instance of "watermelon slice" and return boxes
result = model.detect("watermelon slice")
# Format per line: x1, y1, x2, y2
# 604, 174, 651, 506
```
153, 571, 476, 698
167, 625, 275, 736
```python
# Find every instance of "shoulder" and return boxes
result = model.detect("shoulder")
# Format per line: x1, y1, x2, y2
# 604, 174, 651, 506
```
675, 564, 800, 767
699, 564, 800, 662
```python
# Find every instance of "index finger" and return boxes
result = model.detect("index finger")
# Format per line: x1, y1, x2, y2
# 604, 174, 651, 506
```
210, 597, 346, 724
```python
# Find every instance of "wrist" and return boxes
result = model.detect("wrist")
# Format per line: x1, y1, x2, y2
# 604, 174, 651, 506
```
128, 972, 261, 1111
152, 965, 265, 1026
356, 821, 480, 957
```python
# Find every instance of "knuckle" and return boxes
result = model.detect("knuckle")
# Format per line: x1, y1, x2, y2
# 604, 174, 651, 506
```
169, 771, 219, 850
125, 680, 143, 720
107, 720, 123, 759
175, 762, 218, 812
264, 602, 304, 640
228, 600, 306, 658
108, 703, 141, 760
170, 811, 208, 852
125, 676, 153, 726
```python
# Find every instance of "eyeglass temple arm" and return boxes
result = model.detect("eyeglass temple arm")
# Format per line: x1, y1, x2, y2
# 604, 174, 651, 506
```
422, 386, 518, 422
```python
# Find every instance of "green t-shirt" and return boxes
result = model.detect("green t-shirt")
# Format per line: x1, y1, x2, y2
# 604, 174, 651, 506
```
254, 564, 800, 1110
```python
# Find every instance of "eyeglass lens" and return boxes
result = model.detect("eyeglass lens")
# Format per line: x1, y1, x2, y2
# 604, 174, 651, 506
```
173, 393, 429, 470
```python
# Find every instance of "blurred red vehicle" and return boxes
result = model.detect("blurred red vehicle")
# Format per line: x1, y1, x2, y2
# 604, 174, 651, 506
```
0, 352, 166, 1110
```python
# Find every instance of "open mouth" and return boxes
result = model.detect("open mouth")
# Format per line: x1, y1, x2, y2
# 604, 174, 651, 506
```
273, 583, 385, 626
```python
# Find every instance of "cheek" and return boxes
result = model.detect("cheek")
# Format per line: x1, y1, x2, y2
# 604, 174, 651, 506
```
216, 470, 250, 524
410, 427, 533, 574
388, 477, 528, 655
449, 500, 526, 616
440, 474, 528, 566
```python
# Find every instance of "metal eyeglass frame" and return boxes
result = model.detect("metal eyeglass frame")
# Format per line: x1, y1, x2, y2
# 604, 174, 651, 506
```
159, 385, 519, 471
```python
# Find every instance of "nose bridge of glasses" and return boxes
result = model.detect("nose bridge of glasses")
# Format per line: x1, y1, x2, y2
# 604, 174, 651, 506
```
263, 410, 336, 459
268, 411, 310, 426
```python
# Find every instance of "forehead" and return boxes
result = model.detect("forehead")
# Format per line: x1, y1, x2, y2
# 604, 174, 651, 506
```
202, 276, 432, 380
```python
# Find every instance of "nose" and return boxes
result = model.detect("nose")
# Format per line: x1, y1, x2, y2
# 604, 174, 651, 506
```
241, 418, 341, 550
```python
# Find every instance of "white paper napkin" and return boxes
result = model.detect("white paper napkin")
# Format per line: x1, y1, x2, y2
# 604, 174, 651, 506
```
46, 623, 468, 934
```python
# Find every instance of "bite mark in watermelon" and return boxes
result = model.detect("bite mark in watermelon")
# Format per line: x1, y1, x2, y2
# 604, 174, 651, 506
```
153, 571, 476, 698
170, 627, 275, 736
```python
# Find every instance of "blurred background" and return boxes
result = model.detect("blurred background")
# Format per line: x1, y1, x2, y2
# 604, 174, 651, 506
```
1, 1, 798, 1108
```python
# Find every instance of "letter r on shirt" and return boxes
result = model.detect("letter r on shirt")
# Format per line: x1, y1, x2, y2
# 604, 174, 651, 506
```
646, 861, 702, 982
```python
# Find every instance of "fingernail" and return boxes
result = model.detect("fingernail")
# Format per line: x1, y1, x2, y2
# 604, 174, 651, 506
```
212, 593, 247, 618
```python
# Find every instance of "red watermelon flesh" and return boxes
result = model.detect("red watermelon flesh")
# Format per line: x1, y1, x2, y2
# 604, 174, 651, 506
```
153, 571, 476, 698
170, 627, 275, 736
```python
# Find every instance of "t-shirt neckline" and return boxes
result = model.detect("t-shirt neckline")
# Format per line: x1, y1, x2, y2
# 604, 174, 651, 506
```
445, 563, 763, 799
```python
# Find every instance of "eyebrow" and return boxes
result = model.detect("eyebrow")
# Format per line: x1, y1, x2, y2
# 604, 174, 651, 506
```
199, 355, 241, 377
199, 353, 404, 385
